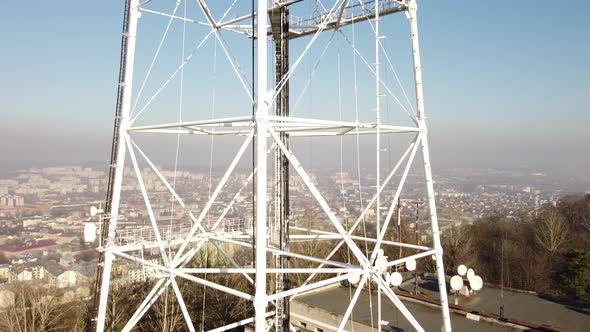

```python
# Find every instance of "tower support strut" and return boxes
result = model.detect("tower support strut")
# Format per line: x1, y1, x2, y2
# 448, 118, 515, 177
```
95, 0, 141, 331
407, 1, 452, 330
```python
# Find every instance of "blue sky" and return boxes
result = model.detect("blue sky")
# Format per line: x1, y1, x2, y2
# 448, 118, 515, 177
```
0, 1, 588, 175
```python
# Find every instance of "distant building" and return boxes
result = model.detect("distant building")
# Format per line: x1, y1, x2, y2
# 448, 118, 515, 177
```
0, 264, 15, 283
59, 255, 76, 267
71, 263, 96, 279
22, 217, 43, 228
57, 271, 78, 288
0, 195, 24, 207
16, 269, 33, 281
14, 265, 51, 282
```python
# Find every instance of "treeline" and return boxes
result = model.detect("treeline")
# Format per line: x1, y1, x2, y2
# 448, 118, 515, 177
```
442, 194, 590, 301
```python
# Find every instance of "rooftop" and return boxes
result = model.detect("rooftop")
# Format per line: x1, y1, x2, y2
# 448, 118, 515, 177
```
295, 285, 510, 332
409, 275, 590, 332
293, 273, 590, 332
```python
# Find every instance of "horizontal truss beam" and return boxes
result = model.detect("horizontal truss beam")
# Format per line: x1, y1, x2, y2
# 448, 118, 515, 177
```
176, 1, 408, 40
289, 226, 431, 251
287, 3, 407, 40
128, 116, 419, 136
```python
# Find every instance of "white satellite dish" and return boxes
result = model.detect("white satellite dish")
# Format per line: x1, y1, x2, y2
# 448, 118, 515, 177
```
450, 275, 464, 291
470, 275, 483, 291
375, 256, 388, 272
466, 268, 475, 282
348, 273, 361, 285
390, 272, 403, 287
90, 206, 104, 217
457, 264, 467, 276
84, 223, 97, 242
405, 259, 416, 271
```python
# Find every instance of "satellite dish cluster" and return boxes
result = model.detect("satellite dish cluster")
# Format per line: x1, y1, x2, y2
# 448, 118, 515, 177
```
345, 249, 418, 288
450, 264, 483, 298
84, 205, 104, 243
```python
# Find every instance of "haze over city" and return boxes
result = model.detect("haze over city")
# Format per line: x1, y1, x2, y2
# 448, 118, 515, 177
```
1, 1, 589, 177
0, 1, 589, 332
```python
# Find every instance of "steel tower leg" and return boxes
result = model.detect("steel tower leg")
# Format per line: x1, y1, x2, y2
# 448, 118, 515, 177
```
255, 0, 269, 331
375, 0, 383, 330
96, 0, 141, 331
407, 1, 452, 331
271, 2, 290, 332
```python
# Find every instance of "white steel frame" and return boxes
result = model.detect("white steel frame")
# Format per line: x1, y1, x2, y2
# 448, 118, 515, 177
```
95, 1, 452, 332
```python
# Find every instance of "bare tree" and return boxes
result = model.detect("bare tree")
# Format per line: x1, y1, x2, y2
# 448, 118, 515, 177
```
138, 288, 184, 332
94, 281, 149, 331
535, 210, 569, 254
0, 283, 79, 332
289, 240, 332, 288
201, 274, 252, 330
441, 225, 471, 270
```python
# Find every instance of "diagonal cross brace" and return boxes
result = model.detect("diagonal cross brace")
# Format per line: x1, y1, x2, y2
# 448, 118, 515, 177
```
369, 132, 422, 263
129, 130, 254, 267
292, 136, 418, 297
126, 135, 171, 267
268, 126, 369, 269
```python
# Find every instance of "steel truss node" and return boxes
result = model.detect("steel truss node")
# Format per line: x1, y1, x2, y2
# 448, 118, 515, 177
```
93, 1, 452, 332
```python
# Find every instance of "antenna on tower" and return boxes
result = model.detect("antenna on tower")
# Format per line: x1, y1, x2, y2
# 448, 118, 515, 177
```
90, 205, 104, 217
390, 271, 403, 287
84, 222, 98, 243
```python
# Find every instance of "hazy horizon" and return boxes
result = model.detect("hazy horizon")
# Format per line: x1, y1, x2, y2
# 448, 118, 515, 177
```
1, 1, 589, 178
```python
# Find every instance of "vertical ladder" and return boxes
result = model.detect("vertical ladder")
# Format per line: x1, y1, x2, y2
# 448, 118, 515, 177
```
271, 2, 290, 332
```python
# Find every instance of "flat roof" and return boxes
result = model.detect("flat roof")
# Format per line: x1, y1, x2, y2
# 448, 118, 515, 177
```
405, 275, 590, 332
295, 286, 513, 332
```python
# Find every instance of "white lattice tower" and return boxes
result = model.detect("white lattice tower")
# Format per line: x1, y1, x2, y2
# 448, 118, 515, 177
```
91, 1, 452, 332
